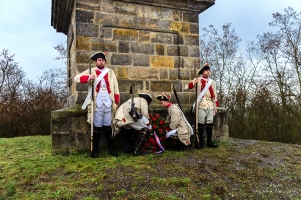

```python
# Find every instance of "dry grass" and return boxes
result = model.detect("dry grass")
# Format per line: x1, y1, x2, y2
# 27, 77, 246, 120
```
1, 136, 301, 199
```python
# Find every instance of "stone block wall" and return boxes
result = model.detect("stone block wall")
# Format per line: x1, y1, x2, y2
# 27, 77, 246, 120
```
51, 0, 228, 154
65, 0, 215, 107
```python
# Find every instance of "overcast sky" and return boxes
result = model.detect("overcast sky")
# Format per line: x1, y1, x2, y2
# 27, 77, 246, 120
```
0, 0, 301, 81
199, 0, 301, 44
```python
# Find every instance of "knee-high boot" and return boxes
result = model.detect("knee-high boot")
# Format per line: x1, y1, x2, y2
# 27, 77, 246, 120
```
206, 124, 218, 148
195, 124, 205, 149
134, 129, 149, 155
103, 125, 118, 156
92, 127, 101, 158
124, 129, 134, 154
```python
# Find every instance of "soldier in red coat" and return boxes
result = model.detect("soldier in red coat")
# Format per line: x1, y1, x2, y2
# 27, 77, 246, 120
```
185, 63, 218, 149
74, 52, 120, 158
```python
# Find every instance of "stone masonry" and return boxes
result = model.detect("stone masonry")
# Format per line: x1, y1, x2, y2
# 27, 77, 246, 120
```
51, 0, 228, 154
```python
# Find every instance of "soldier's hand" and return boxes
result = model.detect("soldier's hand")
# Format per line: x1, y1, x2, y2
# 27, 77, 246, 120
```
88, 74, 95, 80
115, 103, 119, 109
193, 78, 199, 85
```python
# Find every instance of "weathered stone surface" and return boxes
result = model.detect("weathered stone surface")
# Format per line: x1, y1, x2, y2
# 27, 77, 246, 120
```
76, 9, 94, 24
172, 80, 182, 92
113, 29, 139, 41
118, 80, 143, 94
115, 2, 137, 16
76, 92, 87, 105
133, 54, 150, 67
159, 69, 169, 80
183, 11, 199, 23
51, 105, 89, 154
179, 46, 189, 57
189, 46, 200, 57
128, 67, 159, 80
177, 34, 184, 45
158, 20, 171, 32
150, 32, 174, 44
182, 57, 196, 69
91, 38, 117, 52
118, 41, 130, 53
76, 36, 90, 51
139, 31, 150, 42
190, 23, 199, 34
167, 45, 178, 56
76, 51, 90, 64
174, 56, 180, 68
173, 10, 181, 21
155, 44, 165, 56
76, 64, 89, 73
170, 68, 190, 80
131, 43, 154, 55
150, 56, 174, 69
170, 21, 190, 33
150, 81, 172, 92
101, 2, 115, 13
95, 12, 111, 25
111, 53, 132, 65
76, 1, 100, 11
184, 35, 199, 46
76, 23, 98, 37
113, 66, 129, 79
100, 27, 113, 39
77, 0, 99, 5
76, 82, 88, 92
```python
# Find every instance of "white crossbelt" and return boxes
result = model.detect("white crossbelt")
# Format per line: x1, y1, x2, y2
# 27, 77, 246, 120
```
82, 68, 109, 110
169, 105, 194, 135
192, 78, 212, 112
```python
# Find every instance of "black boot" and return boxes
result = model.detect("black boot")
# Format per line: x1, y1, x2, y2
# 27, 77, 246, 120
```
195, 124, 205, 149
176, 140, 187, 151
206, 124, 218, 148
91, 127, 101, 158
134, 130, 149, 155
124, 128, 134, 154
104, 126, 118, 156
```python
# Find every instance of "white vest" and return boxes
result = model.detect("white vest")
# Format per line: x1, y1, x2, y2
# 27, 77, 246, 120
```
96, 72, 112, 108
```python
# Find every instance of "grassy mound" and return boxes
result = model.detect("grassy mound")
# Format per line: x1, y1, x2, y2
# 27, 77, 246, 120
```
1, 136, 301, 199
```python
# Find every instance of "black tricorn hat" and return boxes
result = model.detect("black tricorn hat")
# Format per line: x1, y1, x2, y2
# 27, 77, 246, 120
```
197, 62, 210, 75
91, 51, 107, 61
138, 93, 153, 105
156, 92, 171, 101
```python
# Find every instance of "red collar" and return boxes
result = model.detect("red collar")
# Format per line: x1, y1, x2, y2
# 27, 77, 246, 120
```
167, 103, 173, 108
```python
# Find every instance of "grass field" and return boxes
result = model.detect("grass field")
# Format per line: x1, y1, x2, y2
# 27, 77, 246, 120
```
1, 135, 301, 199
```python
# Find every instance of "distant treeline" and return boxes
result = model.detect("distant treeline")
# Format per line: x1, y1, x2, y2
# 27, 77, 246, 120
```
0, 49, 67, 137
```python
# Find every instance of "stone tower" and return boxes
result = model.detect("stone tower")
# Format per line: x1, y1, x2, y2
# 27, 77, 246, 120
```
51, 0, 225, 154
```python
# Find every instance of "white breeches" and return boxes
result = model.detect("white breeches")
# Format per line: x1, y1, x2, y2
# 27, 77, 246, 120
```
123, 119, 147, 131
94, 104, 112, 127
166, 129, 177, 138
198, 108, 214, 124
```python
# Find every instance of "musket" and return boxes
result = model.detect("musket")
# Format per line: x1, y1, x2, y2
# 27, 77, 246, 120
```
89, 59, 94, 158
129, 84, 141, 122
194, 58, 200, 148
172, 84, 183, 111
194, 82, 200, 148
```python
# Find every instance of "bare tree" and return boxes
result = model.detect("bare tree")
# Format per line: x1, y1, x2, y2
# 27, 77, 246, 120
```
199, 23, 242, 106
54, 43, 67, 64
0, 49, 26, 102
268, 7, 301, 96
0, 48, 68, 137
